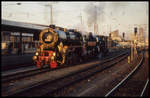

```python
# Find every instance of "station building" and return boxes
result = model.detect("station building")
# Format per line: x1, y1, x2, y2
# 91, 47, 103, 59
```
1, 19, 47, 55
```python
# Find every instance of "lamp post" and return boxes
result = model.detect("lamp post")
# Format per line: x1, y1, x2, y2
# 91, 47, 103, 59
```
44, 4, 53, 24
43, 2, 57, 25
50, 4, 53, 24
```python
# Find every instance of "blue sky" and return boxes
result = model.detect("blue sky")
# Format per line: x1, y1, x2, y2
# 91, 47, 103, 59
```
2, 1, 148, 39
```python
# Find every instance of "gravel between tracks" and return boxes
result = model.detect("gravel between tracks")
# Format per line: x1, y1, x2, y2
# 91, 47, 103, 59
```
110, 51, 149, 96
51, 52, 143, 96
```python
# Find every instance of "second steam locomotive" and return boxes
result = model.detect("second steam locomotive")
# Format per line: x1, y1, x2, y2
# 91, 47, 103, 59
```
33, 25, 109, 68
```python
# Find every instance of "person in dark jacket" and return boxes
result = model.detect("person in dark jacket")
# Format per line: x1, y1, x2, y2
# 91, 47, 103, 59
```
18, 43, 21, 55
8, 43, 13, 55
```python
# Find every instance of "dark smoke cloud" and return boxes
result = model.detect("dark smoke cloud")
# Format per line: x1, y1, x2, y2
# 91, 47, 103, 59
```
84, 2, 105, 28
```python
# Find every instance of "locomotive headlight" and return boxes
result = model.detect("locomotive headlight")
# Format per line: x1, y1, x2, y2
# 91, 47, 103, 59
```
33, 56, 37, 60
51, 56, 55, 60
35, 52, 39, 56
53, 52, 56, 56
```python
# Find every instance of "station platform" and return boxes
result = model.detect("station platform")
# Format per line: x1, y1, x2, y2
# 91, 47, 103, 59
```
1, 54, 34, 71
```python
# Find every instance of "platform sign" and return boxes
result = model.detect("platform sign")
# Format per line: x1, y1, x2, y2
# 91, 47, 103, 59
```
11, 32, 33, 37
22, 33, 33, 37
11, 32, 20, 36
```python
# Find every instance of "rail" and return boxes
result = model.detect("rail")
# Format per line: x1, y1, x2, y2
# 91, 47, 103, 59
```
105, 52, 144, 97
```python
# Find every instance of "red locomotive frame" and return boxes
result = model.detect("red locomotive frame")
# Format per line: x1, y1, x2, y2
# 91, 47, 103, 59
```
35, 50, 57, 68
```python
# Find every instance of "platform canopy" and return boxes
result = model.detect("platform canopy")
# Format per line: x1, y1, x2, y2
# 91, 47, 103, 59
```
1, 19, 48, 33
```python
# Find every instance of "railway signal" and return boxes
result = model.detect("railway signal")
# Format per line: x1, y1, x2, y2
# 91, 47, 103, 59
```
122, 32, 125, 41
109, 33, 111, 38
134, 27, 137, 36
128, 56, 130, 64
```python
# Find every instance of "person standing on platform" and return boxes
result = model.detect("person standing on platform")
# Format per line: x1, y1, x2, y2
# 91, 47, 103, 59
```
18, 42, 21, 55
8, 42, 13, 55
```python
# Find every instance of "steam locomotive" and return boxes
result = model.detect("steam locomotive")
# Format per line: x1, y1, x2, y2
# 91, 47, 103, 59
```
32, 25, 109, 68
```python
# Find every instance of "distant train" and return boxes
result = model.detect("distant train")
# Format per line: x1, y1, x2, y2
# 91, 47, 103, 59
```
32, 25, 110, 68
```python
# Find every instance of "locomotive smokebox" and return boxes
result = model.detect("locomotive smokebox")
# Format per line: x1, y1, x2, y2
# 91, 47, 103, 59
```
40, 27, 58, 48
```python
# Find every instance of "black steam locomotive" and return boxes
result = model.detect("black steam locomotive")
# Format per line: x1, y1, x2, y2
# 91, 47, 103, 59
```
32, 25, 109, 68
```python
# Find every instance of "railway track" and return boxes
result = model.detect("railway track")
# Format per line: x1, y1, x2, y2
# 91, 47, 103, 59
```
2, 66, 50, 82
140, 78, 149, 96
3, 51, 129, 96
105, 51, 149, 97
2, 49, 127, 83
2, 63, 34, 71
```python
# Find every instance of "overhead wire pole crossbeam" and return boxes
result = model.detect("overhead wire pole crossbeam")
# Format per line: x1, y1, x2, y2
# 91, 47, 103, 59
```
101, 10, 120, 34
44, 4, 53, 25
101, 6, 129, 35
50, 4, 53, 24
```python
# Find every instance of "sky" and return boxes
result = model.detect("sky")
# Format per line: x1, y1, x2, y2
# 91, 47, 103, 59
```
2, 1, 149, 40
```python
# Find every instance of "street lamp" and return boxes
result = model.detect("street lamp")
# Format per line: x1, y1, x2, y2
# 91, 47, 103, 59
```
16, 3, 21, 5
